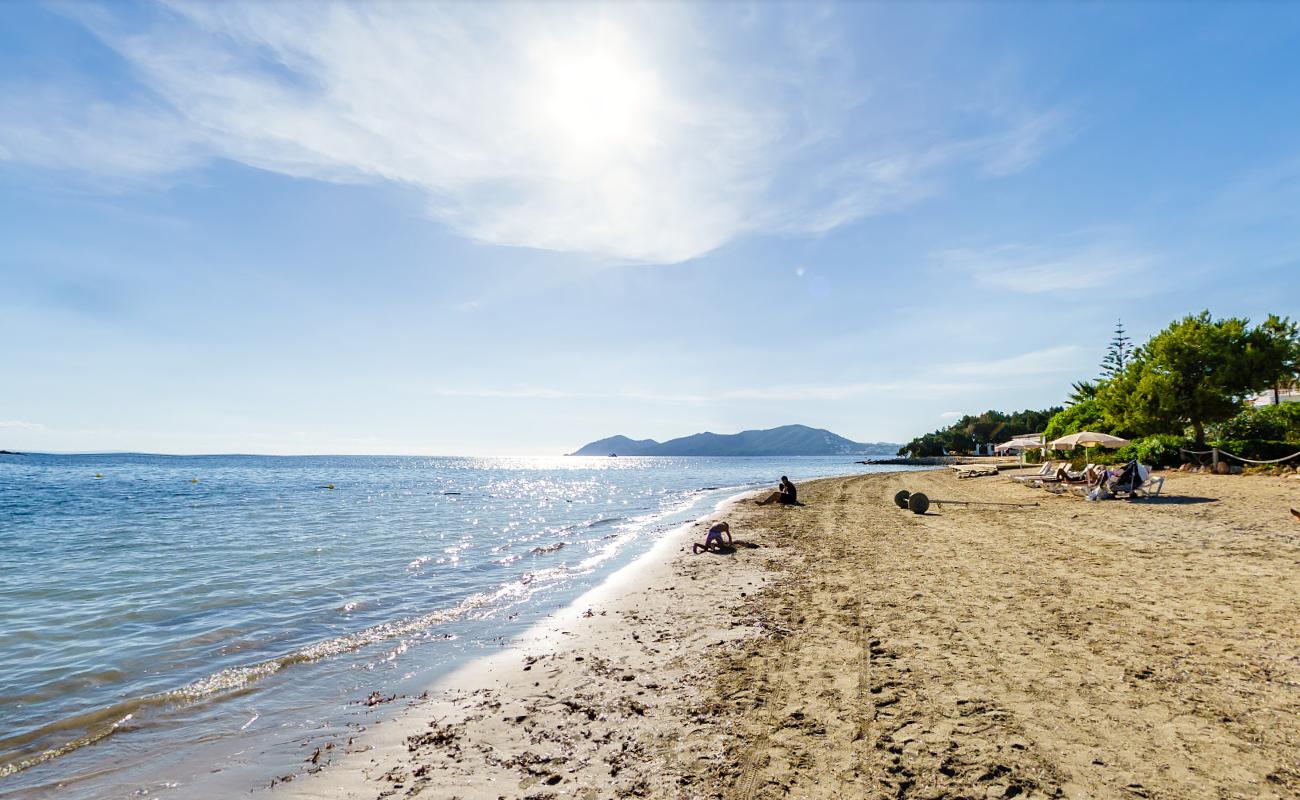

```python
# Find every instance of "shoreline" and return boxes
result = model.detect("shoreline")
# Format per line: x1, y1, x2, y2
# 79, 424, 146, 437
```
280, 467, 1298, 799
4, 462, 896, 799
278, 479, 806, 798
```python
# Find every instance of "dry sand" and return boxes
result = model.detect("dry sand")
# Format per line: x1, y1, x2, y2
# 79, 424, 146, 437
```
282, 470, 1300, 800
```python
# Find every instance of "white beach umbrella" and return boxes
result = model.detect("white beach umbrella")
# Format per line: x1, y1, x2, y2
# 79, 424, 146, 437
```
1048, 431, 1131, 450
996, 436, 1046, 453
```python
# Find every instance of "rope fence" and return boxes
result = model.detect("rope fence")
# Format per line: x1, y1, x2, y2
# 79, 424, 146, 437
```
1180, 447, 1300, 466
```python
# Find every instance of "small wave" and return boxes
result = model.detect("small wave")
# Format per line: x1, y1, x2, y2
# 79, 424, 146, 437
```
585, 516, 624, 528
0, 571, 560, 779
529, 542, 566, 555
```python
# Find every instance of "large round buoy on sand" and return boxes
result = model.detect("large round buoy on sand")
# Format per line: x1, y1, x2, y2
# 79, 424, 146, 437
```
907, 492, 930, 514
894, 490, 911, 509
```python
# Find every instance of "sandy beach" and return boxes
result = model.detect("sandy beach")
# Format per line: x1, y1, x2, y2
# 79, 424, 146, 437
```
282, 469, 1300, 800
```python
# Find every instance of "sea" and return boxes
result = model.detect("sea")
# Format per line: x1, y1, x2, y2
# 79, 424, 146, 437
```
0, 453, 919, 798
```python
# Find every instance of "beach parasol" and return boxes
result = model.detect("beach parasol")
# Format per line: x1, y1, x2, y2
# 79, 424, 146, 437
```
995, 436, 1046, 453
1048, 431, 1130, 450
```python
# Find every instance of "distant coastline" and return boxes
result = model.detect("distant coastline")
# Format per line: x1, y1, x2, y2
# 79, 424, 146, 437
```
568, 423, 898, 457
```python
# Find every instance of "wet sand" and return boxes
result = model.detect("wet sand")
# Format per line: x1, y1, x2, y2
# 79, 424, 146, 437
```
282, 470, 1300, 799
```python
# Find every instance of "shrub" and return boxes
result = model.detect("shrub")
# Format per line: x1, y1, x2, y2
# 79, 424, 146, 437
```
1110, 434, 1194, 469
1210, 403, 1300, 443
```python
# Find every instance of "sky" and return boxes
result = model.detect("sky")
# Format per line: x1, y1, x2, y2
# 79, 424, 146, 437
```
2, 1, 1298, 456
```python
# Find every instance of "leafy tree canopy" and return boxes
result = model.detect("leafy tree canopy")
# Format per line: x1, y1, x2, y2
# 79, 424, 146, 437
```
898, 407, 1061, 457
1067, 380, 1097, 406
1096, 311, 1299, 444
1043, 399, 1109, 444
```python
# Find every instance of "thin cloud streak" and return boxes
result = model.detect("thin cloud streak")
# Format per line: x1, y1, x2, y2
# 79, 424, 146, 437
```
946, 345, 1086, 377
424, 377, 1021, 405
938, 243, 1155, 294
425, 344, 1094, 406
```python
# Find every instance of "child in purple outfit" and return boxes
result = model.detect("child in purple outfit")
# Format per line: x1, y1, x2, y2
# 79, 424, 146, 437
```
693, 521, 732, 554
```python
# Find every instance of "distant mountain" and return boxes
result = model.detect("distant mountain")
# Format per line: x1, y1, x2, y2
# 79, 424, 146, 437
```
569, 435, 660, 456
567, 424, 898, 457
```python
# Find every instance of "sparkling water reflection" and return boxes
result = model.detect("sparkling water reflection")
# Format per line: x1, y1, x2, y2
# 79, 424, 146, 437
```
0, 453, 915, 797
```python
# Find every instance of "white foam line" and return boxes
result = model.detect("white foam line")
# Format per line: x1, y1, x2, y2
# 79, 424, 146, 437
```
421, 483, 759, 680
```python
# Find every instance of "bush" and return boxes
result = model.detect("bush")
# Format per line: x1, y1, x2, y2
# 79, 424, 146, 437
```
1109, 434, 1194, 469
1212, 439, 1300, 462
1210, 403, 1300, 443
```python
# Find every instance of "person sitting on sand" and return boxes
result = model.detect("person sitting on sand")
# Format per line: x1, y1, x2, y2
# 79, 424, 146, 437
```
693, 521, 733, 554
756, 476, 798, 506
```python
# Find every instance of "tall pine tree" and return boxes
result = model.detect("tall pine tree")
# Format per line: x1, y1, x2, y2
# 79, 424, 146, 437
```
1100, 319, 1132, 380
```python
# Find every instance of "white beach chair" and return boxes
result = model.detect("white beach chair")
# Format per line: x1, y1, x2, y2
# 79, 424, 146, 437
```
1011, 462, 1055, 483
1133, 465, 1164, 498
1134, 476, 1164, 497
1065, 463, 1096, 483
952, 464, 999, 478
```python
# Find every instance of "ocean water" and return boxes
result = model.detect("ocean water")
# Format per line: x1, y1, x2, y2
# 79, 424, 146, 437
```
0, 453, 916, 798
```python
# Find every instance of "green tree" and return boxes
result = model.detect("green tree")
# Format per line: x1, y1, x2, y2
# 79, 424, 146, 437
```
1066, 380, 1097, 405
1097, 311, 1298, 445
1254, 314, 1300, 403
898, 407, 1061, 456
1100, 319, 1132, 380
1043, 399, 1107, 444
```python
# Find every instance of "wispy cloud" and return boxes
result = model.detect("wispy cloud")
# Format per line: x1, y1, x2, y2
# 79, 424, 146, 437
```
424, 378, 1000, 405
0, 420, 44, 429
946, 345, 1086, 378
937, 242, 1154, 294
2, 3, 1066, 264
940, 411, 963, 419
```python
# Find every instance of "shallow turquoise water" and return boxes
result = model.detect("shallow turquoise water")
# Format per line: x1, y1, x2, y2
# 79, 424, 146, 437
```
0, 453, 913, 797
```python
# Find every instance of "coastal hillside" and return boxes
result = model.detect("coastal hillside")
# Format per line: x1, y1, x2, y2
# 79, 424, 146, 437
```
568, 424, 898, 457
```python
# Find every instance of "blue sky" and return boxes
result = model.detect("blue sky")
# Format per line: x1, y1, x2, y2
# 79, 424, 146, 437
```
2, 1, 1298, 455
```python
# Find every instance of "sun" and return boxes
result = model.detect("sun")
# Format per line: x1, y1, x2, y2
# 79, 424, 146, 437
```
527, 27, 659, 159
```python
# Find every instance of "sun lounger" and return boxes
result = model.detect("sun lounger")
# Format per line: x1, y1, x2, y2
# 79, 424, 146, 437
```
1104, 462, 1163, 499
1011, 462, 1056, 483
1132, 473, 1164, 498
1030, 463, 1093, 485
951, 464, 999, 478
1063, 463, 1096, 483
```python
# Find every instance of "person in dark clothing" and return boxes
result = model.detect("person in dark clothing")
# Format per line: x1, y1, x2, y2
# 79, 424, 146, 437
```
757, 476, 797, 505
